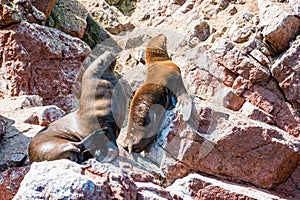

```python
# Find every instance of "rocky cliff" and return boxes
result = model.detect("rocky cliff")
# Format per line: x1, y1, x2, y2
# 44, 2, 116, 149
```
0, 0, 300, 199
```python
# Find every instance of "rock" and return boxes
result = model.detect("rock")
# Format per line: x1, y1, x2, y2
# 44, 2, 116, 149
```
289, 0, 300, 16
275, 163, 300, 199
178, 0, 195, 14
14, 159, 138, 199
228, 5, 238, 15
0, 22, 90, 112
167, 173, 284, 200
9, 154, 27, 167
79, 0, 135, 35
249, 49, 271, 67
0, 95, 43, 113
243, 82, 300, 137
258, 0, 300, 53
136, 182, 176, 200
31, 0, 56, 21
210, 39, 235, 56
46, 0, 89, 38
146, 98, 300, 189
0, 0, 48, 27
223, 90, 245, 111
229, 21, 252, 43
240, 101, 275, 125
222, 48, 270, 84
105, 0, 121, 5
0, 1, 22, 27
110, 0, 137, 16
0, 166, 30, 200
82, 14, 103, 49
188, 20, 210, 47
0, 116, 37, 173
5, 106, 65, 126
271, 36, 300, 111
216, 0, 231, 11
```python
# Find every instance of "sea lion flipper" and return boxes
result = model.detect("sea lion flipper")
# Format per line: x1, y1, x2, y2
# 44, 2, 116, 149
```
80, 129, 119, 163
176, 93, 192, 121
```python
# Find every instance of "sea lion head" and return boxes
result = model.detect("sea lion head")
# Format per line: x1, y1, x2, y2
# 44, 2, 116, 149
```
117, 83, 169, 153
146, 34, 170, 64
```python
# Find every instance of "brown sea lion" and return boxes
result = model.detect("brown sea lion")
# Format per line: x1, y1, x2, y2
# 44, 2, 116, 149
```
117, 34, 192, 153
29, 52, 126, 163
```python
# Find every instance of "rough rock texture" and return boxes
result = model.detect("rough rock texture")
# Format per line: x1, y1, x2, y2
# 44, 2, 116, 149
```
145, 98, 300, 189
46, 0, 89, 38
271, 35, 300, 111
13, 159, 139, 200
6, 106, 65, 126
79, 0, 135, 35
105, 0, 137, 16
0, 115, 33, 173
0, 166, 30, 200
0, 0, 47, 27
167, 173, 284, 200
0, 1, 23, 28
0, 96, 64, 173
275, 162, 300, 199
1, 0, 300, 199
0, 95, 43, 113
0, 22, 90, 112
14, 159, 286, 200
31, 0, 57, 22
258, 0, 300, 53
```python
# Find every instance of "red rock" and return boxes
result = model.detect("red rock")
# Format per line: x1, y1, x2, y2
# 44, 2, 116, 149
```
167, 173, 284, 200
222, 48, 270, 84
147, 98, 300, 189
31, 0, 56, 21
0, 1, 22, 27
0, 0, 49, 26
14, 159, 138, 199
272, 100, 300, 137
16, 106, 65, 126
275, 163, 300, 199
258, 0, 300, 53
223, 90, 245, 111
0, 166, 30, 200
232, 76, 250, 96
240, 102, 275, 125
0, 22, 90, 112
136, 182, 175, 200
271, 36, 300, 111
219, 64, 236, 87
243, 82, 300, 137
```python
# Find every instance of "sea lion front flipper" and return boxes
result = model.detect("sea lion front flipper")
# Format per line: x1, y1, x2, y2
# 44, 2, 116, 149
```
175, 93, 192, 121
80, 129, 119, 163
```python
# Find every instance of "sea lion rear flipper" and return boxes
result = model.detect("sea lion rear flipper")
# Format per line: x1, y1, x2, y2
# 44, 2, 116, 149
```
176, 93, 192, 121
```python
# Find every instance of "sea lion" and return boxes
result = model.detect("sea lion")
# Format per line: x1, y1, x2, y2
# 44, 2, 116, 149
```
29, 52, 126, 163
117, 34, 192, 153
